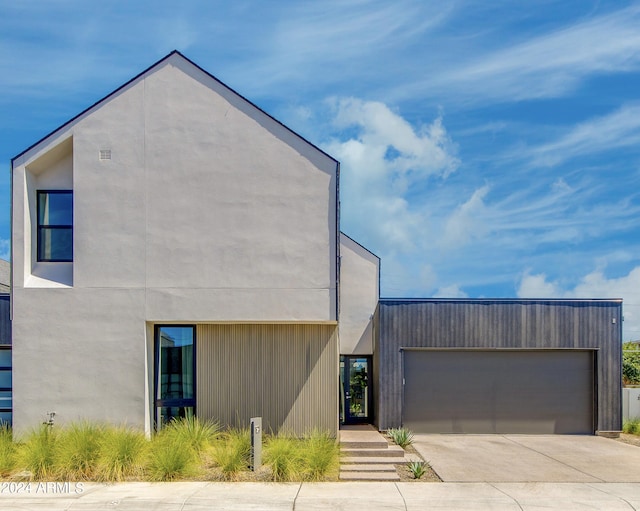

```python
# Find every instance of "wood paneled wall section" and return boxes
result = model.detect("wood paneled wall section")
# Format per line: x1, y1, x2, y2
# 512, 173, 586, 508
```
197, 324, 338, 436
374, 300, 623, 432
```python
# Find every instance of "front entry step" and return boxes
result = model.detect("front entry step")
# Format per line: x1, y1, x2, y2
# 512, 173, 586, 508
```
339, 425, 416, 481
341, 445, 405, 457
341, 463, 397, 472
340, 471, 401, 481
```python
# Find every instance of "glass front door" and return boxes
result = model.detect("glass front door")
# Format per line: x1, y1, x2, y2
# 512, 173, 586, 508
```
340, 356, 372, 424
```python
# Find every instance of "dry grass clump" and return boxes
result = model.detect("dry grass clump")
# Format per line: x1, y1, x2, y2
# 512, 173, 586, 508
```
0, 419, 339, 482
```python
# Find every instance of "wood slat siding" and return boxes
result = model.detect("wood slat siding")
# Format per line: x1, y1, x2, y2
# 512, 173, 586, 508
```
374, 299, 623, 432
197, 324, 338, 436
0, 295, 10, 345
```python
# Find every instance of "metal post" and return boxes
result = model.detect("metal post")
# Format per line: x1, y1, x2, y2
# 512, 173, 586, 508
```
250, 417, 262, 470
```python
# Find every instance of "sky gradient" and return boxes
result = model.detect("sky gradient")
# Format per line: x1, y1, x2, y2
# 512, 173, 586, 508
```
1, 1, 639, 338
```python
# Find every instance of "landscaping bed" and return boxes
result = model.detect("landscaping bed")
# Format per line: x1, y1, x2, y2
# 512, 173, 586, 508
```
385, 428, 441, 482
0, 419, 339, 482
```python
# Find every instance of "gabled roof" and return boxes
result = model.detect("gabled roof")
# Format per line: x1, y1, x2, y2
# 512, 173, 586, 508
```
12, 50, 338, 165
340, 231, 380, 260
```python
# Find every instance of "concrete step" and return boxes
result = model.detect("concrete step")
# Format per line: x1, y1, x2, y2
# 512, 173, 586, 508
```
338, 426, 408, 482
340, 440, 389, 449
340, 463, 397, 472
341, 456, 409, 464
339, 471, 400, 481
339, 427, 390, 450
340, 445, 405, 458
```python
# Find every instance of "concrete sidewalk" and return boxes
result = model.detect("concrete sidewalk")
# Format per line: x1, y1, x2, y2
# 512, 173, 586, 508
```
2, 481, 640, 510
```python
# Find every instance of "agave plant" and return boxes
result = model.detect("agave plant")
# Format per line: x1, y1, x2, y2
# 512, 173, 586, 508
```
387, 427, 414, 448
407, 460, 427, 479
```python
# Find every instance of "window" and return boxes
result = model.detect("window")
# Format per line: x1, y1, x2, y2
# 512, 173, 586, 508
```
37, 190, 73, 262
154, 326, 195, 428
0, 348, 11, 427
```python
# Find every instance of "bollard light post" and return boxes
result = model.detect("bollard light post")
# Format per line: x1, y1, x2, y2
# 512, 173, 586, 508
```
250, 417, 262, 471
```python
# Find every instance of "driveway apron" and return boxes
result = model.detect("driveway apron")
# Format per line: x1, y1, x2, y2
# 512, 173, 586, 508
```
412, 434, 640, 482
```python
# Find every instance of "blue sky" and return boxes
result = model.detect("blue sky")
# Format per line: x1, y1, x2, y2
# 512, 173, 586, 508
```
1, 1, 640, 338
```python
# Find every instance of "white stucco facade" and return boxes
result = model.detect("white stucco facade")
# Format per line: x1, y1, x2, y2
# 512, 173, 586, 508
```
11, 52, 343, 433
338, 233, 380, 355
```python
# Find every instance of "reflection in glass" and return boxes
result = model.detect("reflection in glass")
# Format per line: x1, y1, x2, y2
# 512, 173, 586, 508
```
0, 350, 10, 368
155, 326, 195, 429
340, 356, 370, 423
349, 359, 368, 418
37, 191, 73, 261
0, 370, 11, 389
157, 327, 194, 401
157, 406, 194, 428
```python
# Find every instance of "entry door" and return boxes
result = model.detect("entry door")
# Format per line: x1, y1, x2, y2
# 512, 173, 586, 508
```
340, 356, 372, 424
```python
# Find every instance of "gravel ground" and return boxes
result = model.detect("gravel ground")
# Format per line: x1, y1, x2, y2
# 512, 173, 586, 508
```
383, 436, 442, 482
613, 432, 640, 448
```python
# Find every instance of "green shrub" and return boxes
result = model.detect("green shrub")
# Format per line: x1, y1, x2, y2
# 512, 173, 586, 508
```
387, 427, 414, 448
623, 418, 640, 435
300, 429, 338, 481
264, 433, 302, 482
623, 342, 640, 385
0, 423, 15, 476
15, 426, 57, 480
163, 416, 220, 455
210, 428, 250, 480
54, 422, 104, 480
147, 432, 198, 481
96, 426, 147, 481
407, 460, 427, 479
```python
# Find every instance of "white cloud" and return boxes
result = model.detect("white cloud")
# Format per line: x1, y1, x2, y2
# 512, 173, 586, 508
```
527, 104, 640, 167
324, 97, 459, 294
442, 185, 490, 248
434, 284, 468, 298
517, 271, 564, 298
228, 0, 452, 93
395, 4, 640, 103
517, 267, 640, 340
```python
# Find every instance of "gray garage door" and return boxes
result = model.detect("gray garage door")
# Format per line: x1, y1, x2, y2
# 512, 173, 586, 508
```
403, 350, 594, 434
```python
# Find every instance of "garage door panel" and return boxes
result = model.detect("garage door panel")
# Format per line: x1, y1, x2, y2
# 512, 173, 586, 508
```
403, 350, 594, 434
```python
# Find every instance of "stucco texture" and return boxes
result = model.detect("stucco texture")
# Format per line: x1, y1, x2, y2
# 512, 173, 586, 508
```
11, 53, 340, 433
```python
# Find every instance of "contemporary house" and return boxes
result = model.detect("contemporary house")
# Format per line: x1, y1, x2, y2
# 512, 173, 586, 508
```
9, 51, 623, 436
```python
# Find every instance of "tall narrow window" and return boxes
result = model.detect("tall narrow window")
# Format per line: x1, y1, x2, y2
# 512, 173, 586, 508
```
0, 348, 11, 427
154, 325, 195, 428
37, 190, 73, 262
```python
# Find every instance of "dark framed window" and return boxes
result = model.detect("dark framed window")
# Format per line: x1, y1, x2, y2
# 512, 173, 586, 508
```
37, 190, 73, 262
0, 347, 11, 427
154, 325, 196, 429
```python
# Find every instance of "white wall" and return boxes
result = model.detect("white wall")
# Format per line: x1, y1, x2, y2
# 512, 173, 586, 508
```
339, 233, 379, 354
11, 53, 339, 433
623, 387, 640, 421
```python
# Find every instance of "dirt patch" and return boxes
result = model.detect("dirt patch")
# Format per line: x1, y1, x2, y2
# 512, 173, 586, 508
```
613, 433, 640, 448
385, 436, 441, 482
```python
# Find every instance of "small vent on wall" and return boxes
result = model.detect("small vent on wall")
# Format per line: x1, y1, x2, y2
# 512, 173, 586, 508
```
99, 149, 112, 160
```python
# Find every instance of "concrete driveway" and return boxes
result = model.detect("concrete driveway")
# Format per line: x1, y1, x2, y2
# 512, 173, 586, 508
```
413, 434, 640, 482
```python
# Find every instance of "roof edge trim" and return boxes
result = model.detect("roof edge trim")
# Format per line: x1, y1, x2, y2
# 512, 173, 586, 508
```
12, 50, 339, 166
340, 231, 380, 260
379, 297, 623, 303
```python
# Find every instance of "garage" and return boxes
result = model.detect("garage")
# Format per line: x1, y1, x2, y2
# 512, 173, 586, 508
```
373, 299, 622, 434
402, 349, 595, 434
